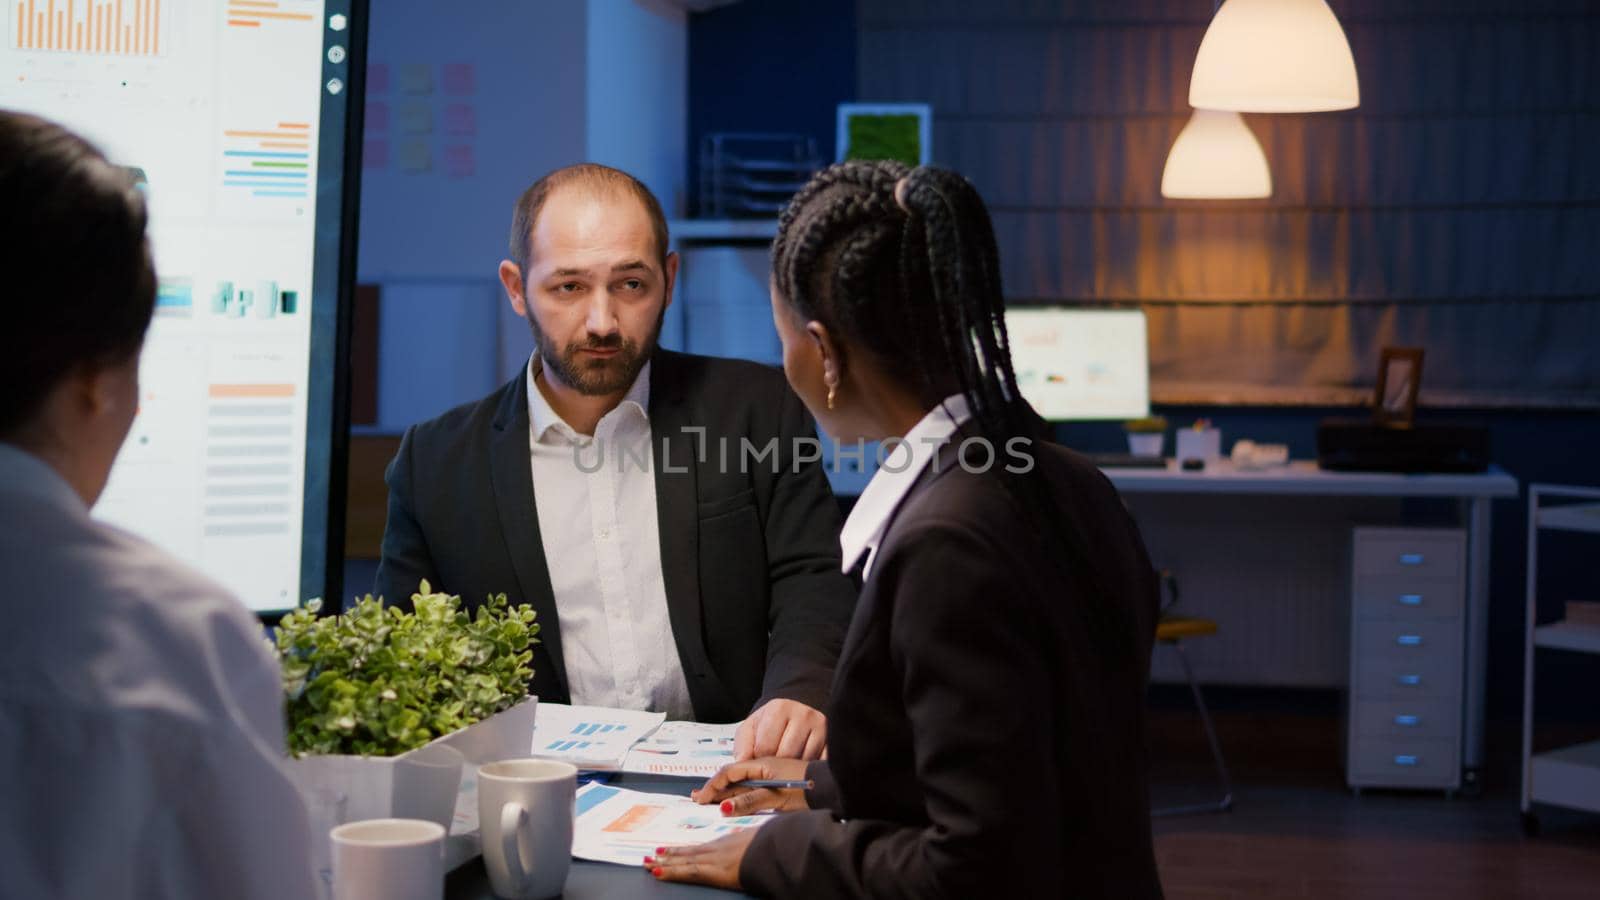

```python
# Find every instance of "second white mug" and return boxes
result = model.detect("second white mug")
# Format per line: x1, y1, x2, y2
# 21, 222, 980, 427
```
477, 759, 577, 900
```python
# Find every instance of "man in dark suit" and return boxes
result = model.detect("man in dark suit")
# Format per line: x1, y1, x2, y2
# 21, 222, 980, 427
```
375, 164, 855, 759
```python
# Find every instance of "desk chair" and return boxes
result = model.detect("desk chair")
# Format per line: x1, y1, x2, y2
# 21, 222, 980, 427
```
1152, 570, 1234, 817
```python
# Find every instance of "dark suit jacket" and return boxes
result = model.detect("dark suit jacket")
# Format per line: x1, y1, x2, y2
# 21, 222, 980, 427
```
741, 437, 1164, 899
373, 349, 857, 724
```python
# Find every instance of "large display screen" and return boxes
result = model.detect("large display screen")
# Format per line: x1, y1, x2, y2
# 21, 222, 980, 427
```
1, 0, 364, 612
1005, 307, 1151, 421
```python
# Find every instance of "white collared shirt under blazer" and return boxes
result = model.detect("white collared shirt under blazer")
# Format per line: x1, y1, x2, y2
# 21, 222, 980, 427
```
525, 355, 694, 720
839, 393, 973, 579
0, 442, 316, 899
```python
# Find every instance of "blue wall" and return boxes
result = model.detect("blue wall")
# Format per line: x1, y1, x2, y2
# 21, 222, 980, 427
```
687, 0, 857, 215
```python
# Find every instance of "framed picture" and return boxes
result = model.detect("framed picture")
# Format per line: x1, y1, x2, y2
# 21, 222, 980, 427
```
835, 103, 932, 166
1373, 347, 1425, 427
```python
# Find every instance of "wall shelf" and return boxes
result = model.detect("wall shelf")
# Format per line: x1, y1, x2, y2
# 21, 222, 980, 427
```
1533, 621, 1600, 655
1521, 483, 1600, 833
1535, 502, 1600, 534
1529, 740, 1600, 816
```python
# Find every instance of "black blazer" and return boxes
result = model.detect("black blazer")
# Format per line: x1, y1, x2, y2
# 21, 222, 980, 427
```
740, 437, 1164, 898
373, 349, 856, 724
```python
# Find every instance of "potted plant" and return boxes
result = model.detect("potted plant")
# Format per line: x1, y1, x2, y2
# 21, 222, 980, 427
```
1123, 415, 1168, 457
276, 582, 541, 829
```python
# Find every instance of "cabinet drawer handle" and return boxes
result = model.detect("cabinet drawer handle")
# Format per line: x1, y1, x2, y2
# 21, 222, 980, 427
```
1397, 674, 1422, 686
1396, 635, 1424, 647
1399, 594, 1423, 607
1394, 714, 1420, 726
1394, 754, 1420, 766
1399, 553, 1425, 565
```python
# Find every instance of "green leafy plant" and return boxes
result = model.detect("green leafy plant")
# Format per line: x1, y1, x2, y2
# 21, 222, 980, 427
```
1123, 415, 1169, 434
275, 581, 539, 757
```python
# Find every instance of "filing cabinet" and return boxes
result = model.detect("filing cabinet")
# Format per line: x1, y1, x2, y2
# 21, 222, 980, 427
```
1346, 527, 1466, 792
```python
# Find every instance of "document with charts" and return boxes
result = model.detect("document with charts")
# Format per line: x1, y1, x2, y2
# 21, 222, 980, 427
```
572, 782, 771, 866
618, 720, 738, 778
529, 704, 666, 770
530, 705, 738, 777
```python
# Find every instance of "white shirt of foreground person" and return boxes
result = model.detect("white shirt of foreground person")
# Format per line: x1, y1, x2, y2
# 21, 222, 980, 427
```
0, 443, 317, 900
839, 393, 972, 579
526, 354, 694, 721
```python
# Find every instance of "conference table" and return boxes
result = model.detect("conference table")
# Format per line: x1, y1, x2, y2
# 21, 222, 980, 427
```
445, 775, 751, 899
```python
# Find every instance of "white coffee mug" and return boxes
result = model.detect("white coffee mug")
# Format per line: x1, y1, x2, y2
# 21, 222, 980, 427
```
477, 759, 576, 899
330, 818, 445, 900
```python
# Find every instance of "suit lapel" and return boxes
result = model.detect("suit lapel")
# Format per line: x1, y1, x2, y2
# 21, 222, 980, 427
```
488, 371, 568, 695
647, 351, 712, 691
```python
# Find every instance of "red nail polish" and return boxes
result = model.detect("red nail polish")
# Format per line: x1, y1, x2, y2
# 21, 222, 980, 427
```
656, 846, 666, 854
653, 867, 664, 878
720, 800, 733, 814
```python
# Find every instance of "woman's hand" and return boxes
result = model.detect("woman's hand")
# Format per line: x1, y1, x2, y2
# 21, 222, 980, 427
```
690, 757, 811, 815
644, 829, 757, 890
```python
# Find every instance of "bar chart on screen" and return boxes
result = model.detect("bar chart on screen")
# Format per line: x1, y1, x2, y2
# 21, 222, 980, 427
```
224, 0, 318, 32
9, 0, 168, 57
221, 121, 314, 202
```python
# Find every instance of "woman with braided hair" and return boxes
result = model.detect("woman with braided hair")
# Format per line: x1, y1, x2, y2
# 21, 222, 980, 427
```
647, 161, 1164, 898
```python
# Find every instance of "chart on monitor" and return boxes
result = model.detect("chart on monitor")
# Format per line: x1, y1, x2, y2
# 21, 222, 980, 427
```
0, 0, 362, 612
1005, 307, 1151, 421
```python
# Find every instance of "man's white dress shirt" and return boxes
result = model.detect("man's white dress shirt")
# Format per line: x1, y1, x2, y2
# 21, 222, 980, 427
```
0, 442, 316, 900
839, 394, 973, 579
526, 355, 694, 720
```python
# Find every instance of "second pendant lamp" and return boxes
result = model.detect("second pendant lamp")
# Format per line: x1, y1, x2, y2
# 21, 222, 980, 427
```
1160, 108, 1272, 200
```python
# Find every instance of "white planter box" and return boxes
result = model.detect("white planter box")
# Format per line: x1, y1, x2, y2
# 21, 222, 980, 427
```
289, 696, 540, 828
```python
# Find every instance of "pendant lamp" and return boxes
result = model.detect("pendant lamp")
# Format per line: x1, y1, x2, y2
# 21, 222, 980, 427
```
1160, 109, 1272, 199
1188, 0, 1360, 112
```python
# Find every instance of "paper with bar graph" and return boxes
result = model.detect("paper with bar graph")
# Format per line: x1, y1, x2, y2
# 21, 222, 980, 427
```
572, 783, 771, 867
529, 704, 668, 771
619, 720, 739, 778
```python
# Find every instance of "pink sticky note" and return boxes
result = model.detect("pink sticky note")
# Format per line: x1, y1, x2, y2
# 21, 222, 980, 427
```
443, 103, 475, 137
444, 144, 475, 178
442, 63, 475, 96
366, 63, 390, 94
363, 139, 389, 170
366, 101, 390, 133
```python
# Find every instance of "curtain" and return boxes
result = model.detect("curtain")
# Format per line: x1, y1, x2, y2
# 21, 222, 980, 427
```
858, 0, 1600, 407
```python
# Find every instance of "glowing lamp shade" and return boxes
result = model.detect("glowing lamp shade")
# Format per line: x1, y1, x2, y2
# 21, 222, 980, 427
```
1161, 109, 1272, 199
1189, 0, 1360, 113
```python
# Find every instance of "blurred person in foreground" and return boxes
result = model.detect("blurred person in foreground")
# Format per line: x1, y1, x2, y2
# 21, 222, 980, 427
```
0, 110, 315, 899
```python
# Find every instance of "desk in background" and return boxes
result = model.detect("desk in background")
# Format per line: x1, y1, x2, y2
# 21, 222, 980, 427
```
1101, 460, 1517, 790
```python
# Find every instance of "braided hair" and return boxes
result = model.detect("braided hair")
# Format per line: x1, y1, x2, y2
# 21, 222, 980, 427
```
773, 161, 1131, 649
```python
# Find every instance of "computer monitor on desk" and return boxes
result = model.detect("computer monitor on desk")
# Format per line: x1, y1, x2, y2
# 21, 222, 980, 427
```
1006, 307, 1150, 421
1005, 307, 1163, 468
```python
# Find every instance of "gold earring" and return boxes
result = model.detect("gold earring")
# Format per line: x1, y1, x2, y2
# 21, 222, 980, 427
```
826, 383, 836, 411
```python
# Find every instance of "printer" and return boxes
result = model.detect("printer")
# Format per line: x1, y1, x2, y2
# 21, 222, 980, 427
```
1317, 419, 1490, 474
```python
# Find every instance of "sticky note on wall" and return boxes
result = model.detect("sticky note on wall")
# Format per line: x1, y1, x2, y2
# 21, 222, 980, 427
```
366, 101, 390, 133
442, 63, 475, 96
443, 103, 476, 137
399, 102, 433, 134
444, 144, 475, 179
398, 140, 431, 173
363, 139, 389, 170
400, 64, 433, 95
367, 62, 391, 94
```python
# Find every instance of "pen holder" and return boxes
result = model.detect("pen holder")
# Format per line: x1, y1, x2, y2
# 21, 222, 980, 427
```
1175, 427, 1222, 467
